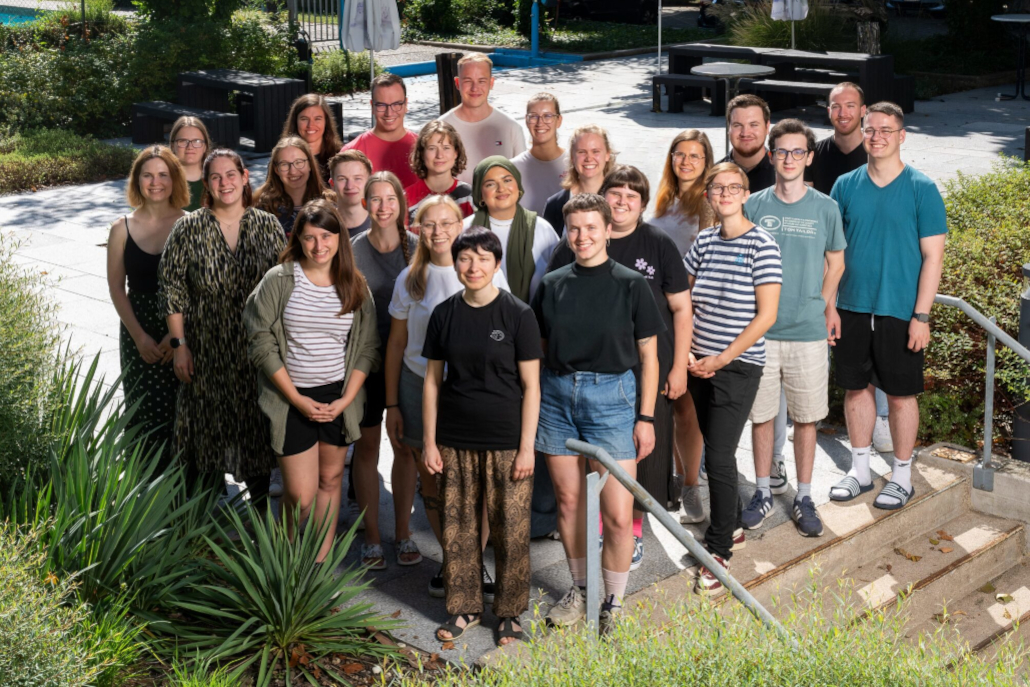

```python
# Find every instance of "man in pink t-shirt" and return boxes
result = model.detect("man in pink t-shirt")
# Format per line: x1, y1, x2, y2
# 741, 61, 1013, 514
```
341, 73, 418, 188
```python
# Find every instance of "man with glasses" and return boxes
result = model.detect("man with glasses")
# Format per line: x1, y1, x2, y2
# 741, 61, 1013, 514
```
719, 94, 776, 193
827, 102, 947, 511
740, 119, 846, 538
512, 92, 565, 214
341, 73, 418, 188
441, 53, 527, 184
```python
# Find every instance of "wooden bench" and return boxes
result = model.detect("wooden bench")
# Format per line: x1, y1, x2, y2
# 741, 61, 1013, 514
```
131, 101, 240, 148
653, 74, 727, 117
739, 79, 834, 111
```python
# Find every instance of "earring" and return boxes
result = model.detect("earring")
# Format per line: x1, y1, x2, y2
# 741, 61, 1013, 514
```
606, 237, 611, 247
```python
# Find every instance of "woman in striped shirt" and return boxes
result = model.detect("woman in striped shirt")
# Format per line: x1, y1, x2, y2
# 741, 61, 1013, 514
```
245, 199, 381, 562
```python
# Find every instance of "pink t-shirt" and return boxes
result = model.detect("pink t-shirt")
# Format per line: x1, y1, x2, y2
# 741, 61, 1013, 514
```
341, 130, 418, 189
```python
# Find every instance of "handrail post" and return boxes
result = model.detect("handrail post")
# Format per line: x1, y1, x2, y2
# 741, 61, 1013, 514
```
975, 318, 997, 491
584, 470, 607, 634
1014, 264, 1030, 462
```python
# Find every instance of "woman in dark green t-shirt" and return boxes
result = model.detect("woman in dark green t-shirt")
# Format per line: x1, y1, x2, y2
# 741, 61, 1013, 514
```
169, 116, 211, 212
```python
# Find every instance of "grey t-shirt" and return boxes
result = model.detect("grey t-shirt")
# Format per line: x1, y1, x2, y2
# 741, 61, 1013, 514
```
350, 229, 419, 347
648, 198, 701, 258
440, 106, 527, 184
511, 149, 567, 215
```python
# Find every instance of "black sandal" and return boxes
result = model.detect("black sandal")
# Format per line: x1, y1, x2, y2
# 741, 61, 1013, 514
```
497, 616, 523, 645
436, 613, 480, 642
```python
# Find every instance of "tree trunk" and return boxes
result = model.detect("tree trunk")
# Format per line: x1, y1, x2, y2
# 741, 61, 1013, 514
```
857, 21, 881, 55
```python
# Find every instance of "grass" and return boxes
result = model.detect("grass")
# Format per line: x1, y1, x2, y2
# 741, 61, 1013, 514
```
0, 129, 134, 195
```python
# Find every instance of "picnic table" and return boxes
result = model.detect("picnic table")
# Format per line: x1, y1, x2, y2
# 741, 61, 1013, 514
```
177, 69, 307, 153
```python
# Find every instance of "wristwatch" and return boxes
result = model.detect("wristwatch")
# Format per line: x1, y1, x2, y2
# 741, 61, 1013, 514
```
170, 337, 187, 349
913, 313, 930, 323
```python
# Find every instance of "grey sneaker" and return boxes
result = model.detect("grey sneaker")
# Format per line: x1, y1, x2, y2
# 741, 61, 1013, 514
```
680, 484, 705, 524
740, 491, 774, 530
547, 586, 587, 627
769, 459, 789, 495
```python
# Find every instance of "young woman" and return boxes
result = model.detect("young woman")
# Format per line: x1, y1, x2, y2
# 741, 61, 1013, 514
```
244, 199, 381, 562
387, 196, 510, 595
684, 162, 781, 594
168, 116, 211, 211
159, 149, 286, 497
348, 171, 419, 572
547, 165, 692, 572
107, 146, 188, 466
465, 156, 559, 304
541, 124, 616, 236
651, 130, 717, 527
282, 94, 342, 184
254, 136, 335, 237
423, 227, 541, 647
532, 193, 663, 634
511, 93, 565, 215
328, 150, 373, 238
404, 120, 474, 226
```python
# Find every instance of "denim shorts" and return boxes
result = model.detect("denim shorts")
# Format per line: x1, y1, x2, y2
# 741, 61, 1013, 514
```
535, 368, 637, 461
398, 363, 424, 449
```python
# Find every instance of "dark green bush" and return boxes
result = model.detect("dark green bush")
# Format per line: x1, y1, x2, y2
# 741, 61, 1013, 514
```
0, 129, 136, 194
944, 0, 1006, 53
132, 0, 243, 23
403, 0, 460, 35
716, 0, 856, 51
311, 49, 381, 95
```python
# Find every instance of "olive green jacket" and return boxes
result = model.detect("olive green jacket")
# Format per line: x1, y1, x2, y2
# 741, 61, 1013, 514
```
244, 261, 381, 455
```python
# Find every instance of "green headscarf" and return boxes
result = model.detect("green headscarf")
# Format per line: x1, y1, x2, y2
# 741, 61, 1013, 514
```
471, 156, 537, 303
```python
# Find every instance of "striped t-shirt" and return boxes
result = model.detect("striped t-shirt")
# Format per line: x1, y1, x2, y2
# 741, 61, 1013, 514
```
684, 225, 783, 366
283, 262, 354, 387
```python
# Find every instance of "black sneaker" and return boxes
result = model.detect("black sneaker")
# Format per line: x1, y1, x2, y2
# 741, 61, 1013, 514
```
599, 594, 623, 637
482, 565, 496, 604
428, 566, 445, 598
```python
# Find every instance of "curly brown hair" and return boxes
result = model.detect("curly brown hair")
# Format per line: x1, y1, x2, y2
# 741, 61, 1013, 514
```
409, 120, 467, 181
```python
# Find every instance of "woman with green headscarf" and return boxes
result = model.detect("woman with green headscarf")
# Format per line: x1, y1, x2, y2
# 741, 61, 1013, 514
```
463, 156, 560, 303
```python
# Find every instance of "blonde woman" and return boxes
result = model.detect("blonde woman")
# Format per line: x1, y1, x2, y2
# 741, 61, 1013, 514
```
541, 124, 617, 236
254, 136, 335, 237
168, 116, 211, 211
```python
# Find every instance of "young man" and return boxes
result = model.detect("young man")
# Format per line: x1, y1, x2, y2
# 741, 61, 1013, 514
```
741, 119, 846, 538
328, 150, 372, 238
440, 53, 527, 184
341, 73, 418, 189
827, 102, 948, 511
718, 94, 776, 193
512, 92, 566, 215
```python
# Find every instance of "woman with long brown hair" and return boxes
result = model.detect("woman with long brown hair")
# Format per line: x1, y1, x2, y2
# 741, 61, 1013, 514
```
254, 136, 335, 237
245, 199, 381, 562
541, 124, 617, 236
282, 93, 343, 184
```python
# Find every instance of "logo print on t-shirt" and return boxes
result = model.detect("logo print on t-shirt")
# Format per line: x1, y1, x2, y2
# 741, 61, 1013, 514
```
634, 258, 655, 280
735, 254, 746, 265
759, 216, 781, 231
495, 141, 503, 146
490, 329, 505, 341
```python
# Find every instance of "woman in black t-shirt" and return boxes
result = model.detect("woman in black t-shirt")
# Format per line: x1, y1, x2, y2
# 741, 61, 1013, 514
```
531, 193, 663, 635
422, 227, 543, 648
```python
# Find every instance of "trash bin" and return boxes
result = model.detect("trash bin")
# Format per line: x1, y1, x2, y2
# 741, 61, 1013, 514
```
435, 52, 464, 116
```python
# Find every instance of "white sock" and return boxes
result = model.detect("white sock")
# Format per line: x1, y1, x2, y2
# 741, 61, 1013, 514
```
848, 446, 872, 486
602, 568, 629, 606
796, 482, 811, 501
569, 557, 587, 588
755, 476, 771, 499
891, 457, 912, 492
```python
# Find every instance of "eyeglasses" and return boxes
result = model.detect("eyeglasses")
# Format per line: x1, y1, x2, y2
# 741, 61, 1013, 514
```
420, 219, 461, 232
173, 138, 205, 149
275, 159, 309, 174
373, 100, 406, 113
862, 127, 901, 139
773, 148, 809, 160
526, 113, 559, 124
707, 183, 745, 196
671, 151, 705, 164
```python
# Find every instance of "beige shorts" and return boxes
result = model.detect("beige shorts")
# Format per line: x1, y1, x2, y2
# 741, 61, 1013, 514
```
749, 339, 829, 425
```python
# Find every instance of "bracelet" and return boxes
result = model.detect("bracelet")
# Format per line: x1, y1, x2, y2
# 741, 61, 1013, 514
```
636, 414, 655, 424
385, 404, 399, 409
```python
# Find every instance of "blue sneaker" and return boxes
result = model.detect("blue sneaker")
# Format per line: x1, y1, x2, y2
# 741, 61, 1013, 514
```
599, 532, 604, 550
630, 536, 644, 571
792, 496, 824, 537
740, 491, 774, 530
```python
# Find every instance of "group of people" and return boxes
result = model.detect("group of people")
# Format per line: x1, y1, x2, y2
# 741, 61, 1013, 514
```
106, 51, 947, 647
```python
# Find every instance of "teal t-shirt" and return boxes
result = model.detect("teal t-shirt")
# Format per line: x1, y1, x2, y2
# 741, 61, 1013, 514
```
745, 187, 846, 341
830, 164, 948, 321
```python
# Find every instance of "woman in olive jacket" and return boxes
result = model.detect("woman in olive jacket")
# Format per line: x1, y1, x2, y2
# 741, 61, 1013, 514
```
245, 199, 381, 562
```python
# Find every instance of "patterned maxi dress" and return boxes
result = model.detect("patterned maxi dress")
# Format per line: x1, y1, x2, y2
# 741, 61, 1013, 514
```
158, 207, 285, 478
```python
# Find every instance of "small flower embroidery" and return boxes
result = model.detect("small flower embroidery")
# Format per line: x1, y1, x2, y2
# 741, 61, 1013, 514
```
635, 258, 648, 270
647, 265, 656, 276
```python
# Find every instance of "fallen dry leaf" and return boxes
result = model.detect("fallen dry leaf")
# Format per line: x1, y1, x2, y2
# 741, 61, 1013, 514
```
979, 582, 997, 593
342, 663, 363, 675
939, 547, 954, 554
997, 593, 1015, 604
932, 612, 949, 624
895, 547, 922, 563
441, 641, 455, 650
936, 529, 955, 542
885, 563, 892, 574
390, 609, 402, 618
929, 538, 940, 546
1004, 609, 1013, 620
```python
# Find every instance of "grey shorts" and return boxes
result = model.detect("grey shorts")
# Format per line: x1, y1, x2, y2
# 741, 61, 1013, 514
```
398, 363, 424, 450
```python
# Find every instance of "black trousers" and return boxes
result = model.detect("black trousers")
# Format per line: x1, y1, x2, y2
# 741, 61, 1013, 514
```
688, 359, 763, 560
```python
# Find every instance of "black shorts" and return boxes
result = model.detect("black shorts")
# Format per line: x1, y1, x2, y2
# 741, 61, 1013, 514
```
282, 380, 350, 455
360, 365, 386, 428
834, 309, 924, 397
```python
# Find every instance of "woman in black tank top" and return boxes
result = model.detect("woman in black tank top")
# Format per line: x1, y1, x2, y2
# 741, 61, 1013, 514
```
106, 146, 189, 469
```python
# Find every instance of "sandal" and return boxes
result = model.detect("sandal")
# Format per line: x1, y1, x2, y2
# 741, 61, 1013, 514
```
497, 616, 523, 646
436, 613, 480, 642
360, 543, 387, 570
828, 475, 874, 502
396, 537, 423, 566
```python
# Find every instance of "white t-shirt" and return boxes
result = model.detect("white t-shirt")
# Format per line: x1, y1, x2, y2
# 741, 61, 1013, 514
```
511, 149, 568, 215
440, 106, 527, 184
648, 198, 702, 258
463, 213, 559, 303
388, 261, 510, 377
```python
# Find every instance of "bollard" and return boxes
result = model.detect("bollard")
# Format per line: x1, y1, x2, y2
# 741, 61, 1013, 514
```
1013, 264, 1030, 462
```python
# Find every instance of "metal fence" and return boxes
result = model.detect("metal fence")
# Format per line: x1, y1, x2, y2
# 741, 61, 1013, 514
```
287, 0, 341, 48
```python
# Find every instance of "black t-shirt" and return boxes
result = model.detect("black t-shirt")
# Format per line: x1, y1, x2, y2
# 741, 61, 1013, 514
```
547, 222, 689, 376
347, 215, 372, 240
531, 258, 665, 375
542, 189, 571, 237
805, 135, 868, 195
719, 150, 776, 193
423, 290, 543, 450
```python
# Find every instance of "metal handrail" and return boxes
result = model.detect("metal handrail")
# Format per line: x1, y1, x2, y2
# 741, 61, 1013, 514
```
566, 438, 797, 646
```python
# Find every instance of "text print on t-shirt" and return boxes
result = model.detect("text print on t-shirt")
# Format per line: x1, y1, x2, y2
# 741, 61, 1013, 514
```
633, 258, 656, 279
756, 214, 820, 239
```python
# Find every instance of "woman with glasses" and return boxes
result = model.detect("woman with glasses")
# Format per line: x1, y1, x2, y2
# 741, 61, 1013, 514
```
684, 162, 781, 595
254, 137, 335, 237
542, 124, 617, 236
169, 116, 211, 211
404, 120, 474, 226
282, 94, 343, 184
511, 93, 565, 215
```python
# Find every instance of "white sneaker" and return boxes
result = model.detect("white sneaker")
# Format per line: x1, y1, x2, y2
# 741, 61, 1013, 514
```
547, 586, 587, 627
872, 416, 893, 454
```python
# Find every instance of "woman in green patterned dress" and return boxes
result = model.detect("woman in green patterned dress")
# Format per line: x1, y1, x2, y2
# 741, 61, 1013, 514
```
107, 145, 187, 470
159, 149, 286, 497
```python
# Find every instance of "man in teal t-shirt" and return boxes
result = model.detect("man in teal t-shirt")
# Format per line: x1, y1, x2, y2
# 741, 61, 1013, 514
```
741, 119, 846, 539
827, 102, 948, 512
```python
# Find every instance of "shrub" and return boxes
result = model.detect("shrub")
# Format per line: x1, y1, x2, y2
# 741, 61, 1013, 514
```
944, 0, 1007, 53
132, 0, 244, 23
403, 0, 460, 35
0, 129, 136, 194
716, 0, 856, 51
312, 49, 382, 95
